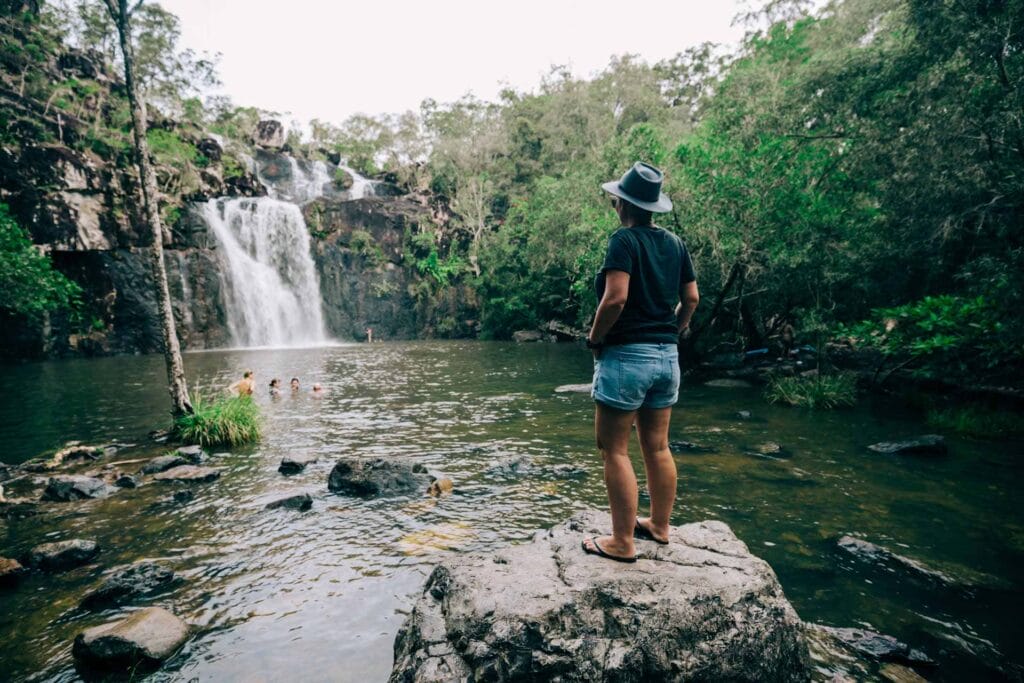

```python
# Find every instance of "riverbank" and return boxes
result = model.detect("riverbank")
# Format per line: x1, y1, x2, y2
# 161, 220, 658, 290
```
1, 342, 1022, 680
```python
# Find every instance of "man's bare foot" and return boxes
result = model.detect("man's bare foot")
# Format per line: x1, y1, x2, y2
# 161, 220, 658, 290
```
581, 535, 636, 561
635, 517, 670, 544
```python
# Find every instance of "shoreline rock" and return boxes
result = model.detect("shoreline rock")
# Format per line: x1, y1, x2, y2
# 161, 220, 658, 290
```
390, 510, 810, 682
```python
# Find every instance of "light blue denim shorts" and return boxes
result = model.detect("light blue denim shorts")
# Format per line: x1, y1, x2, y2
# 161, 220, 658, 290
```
591, 343, 681, 411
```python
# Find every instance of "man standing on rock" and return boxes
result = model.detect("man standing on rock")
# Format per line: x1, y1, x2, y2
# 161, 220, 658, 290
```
582, 162, 699, 562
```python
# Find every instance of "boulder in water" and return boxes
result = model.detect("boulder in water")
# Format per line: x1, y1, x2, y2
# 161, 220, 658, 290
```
42, 475, 116, 501
72, 606, 190, 670
265, 492, 313, 511
836, 535, 1007, 591
279, 453, 318, 475
141, 455, 188, 474
867, 435, 947, 455
390, 510, 810, 682
426, 477, 454, 497
114, 473, 141, 488
175, 445, 207, 464
328, 457, 432, 497
485, 455, 534, 477
80, 561, 176, 609
0, 557, 25, 585
153, 465, 223, 483
25, 539, 99, 571
806, 624, 934, 668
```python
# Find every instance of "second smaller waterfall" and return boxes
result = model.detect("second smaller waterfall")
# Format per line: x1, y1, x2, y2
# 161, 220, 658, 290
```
203, 197, 328, 348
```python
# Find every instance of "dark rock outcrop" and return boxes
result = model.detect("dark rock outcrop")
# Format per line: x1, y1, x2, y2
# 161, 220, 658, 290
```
254, 119, 285, 148
153, 465, 223, 483
72, 606, 190, 670
390, 510, 810, 682
265, 492, 313, 511
279, 453, 318, 474
141, 455, 188, 474
867, 435, 947, 455
25, 539, 99, 571
328, 458, 432, 497
114, 473, 141, 488
42, 475, 116, 501
80, 561, 176, 609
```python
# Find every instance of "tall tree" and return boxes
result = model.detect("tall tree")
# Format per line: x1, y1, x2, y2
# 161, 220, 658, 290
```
102, 0, 192, 416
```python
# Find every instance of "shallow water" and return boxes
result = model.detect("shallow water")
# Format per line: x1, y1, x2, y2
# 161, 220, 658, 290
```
0, 341, 1021, 682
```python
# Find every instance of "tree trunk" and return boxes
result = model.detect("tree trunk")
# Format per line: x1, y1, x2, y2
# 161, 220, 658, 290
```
106, 0, 192, 417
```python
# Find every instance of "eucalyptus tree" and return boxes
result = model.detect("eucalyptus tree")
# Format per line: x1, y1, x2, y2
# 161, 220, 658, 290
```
102, 0, 192, 416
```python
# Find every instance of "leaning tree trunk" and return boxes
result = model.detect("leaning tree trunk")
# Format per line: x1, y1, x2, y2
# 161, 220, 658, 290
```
105, 0, 192, 417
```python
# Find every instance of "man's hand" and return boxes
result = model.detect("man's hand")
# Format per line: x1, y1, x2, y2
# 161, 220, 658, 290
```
679, 326, 692, 341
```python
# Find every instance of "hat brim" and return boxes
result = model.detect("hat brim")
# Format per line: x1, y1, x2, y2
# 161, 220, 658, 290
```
602, 181, 673, 213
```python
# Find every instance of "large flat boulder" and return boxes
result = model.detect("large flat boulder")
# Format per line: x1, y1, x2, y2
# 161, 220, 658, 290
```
42, 475, 116, 501
25, 539, 99, 571
153, 465, 223, 483
328, 457, 431, 497
72, 606, 190, 669
390, 510, 810, 682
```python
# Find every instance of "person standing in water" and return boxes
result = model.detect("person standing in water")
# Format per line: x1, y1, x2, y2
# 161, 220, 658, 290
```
581, 162, 699, 563
229, 370, 256, 397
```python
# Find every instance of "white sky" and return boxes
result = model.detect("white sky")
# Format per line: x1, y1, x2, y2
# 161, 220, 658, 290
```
159, 0, 751, 127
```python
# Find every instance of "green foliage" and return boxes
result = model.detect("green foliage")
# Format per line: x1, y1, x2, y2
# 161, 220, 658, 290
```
349, 229, 384, 266
842, 295, 1017, 380
0, 203, 81, 320
173, 394, 262, 447
221, 155, 245, 181
146, 129, 196, 166
925, 405, 1024, 440
764, 372, 858, 409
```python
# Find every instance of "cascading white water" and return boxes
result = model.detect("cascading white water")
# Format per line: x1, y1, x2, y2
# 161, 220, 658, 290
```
203, 197, 328, 347
339, 163, 377, 200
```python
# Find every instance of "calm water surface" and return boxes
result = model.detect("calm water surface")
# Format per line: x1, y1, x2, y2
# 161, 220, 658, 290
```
0, 341, 1021, 682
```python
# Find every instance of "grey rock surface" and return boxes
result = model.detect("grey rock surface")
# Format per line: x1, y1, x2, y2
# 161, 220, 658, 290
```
390, 510, 810, 682
806, 624, 934, 668
867, 435, 947, 455
42, 475, 116, 501
153, 465, 223, 483
72, 606, 190, 669
25, 539, 99, 570
279, 453, 318, 474
141, 455, 188, 474
80, 561, 177, 609
328, 458, 431, 497
175, 445, 207, 464
265, 492, 313, 511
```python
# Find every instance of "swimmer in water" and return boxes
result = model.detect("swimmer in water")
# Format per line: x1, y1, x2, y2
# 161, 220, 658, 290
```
269, 378, 282, 397
311, 383, 324, 397
229, 370, 255, 397
290, 377, 300, 394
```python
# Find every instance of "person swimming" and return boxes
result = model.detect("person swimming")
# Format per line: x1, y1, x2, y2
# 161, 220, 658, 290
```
229, 370, 255, 396
290, 377, 300, 394
311, 383, 324, 397
269, 378, 282, 397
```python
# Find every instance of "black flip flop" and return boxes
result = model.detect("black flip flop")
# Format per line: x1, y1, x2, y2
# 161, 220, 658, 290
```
581, 537, 637, 563
634, 518, 669, 545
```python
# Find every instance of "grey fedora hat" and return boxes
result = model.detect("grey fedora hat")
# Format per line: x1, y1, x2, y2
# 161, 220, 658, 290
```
601, 161, 673, 213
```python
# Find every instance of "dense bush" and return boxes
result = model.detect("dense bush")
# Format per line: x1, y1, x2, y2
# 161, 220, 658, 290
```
173, 394, 261, 447
0, 202, 81, 320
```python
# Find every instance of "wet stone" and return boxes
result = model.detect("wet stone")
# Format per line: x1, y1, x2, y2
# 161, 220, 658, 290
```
114, 474, 141, 488
153, 465, 223, 483
42, 475, 116, 501
175, 445, 207, 464
426, 477, 454, 496
265, 492, 313, 511
808, 625, 934, 668
80, 561, 176, 609
279, 453, 318, 475
328, 458, 432, 497
141, 455, 187, 474
868, 435, 947, 456
72, 606, 190, 670
25, 539, 99, 571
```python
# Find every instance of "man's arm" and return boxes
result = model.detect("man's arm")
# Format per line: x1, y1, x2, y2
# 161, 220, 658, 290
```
675, 280, 699, 336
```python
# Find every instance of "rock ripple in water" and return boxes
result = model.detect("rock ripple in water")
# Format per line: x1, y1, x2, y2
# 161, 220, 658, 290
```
390, 509, 809, 682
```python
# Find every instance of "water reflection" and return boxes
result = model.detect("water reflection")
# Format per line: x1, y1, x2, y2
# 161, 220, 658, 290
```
0, 342, 1021, 682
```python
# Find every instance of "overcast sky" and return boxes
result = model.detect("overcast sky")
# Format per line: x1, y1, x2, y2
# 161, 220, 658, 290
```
158, 0, 751, 126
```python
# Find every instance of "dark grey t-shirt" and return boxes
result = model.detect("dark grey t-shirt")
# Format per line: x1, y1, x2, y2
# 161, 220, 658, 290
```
595, 225, 696, 345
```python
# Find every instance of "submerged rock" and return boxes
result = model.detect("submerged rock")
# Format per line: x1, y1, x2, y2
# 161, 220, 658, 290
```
328, 458, 431, 497
807, 624, 934, 668
0, 557, 25, 585
175, 445, 207, 464
484, 455, 534, 477
141, 455, 187, 474
867, 435, 947, 455
390, 510, 810, 682
80, 561, 176, 609
265, 492, 313, 511
42, 475, 116, 501
72, 606, 190, 670
153, 465, 223, 483
279, 453, 318, 475
25, 539, 99, 571
836, 535, 1008, 591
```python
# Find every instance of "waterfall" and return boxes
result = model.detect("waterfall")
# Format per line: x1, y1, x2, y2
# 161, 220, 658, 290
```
202, 197, 328, 348
339, 164, 378, 200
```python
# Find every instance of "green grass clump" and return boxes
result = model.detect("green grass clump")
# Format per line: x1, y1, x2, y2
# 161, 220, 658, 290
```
173, 394, 262, 447
926, 405, 1024, 439
764, 372, 858, 409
